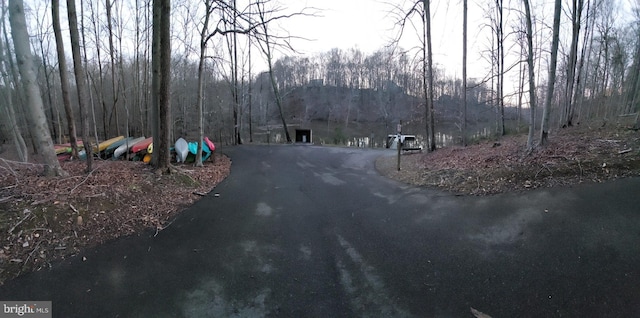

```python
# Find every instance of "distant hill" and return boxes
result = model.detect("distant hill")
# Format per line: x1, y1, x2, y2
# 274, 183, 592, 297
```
271, 83, 506, 127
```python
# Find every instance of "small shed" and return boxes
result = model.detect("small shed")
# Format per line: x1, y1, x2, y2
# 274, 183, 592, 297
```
295, 129, 312, 143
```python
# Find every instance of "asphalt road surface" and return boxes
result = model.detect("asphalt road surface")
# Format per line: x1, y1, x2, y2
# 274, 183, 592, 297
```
1, 145, 639, 317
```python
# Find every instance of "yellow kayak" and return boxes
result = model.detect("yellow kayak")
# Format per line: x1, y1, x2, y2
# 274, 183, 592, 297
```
94, 136, 124, 152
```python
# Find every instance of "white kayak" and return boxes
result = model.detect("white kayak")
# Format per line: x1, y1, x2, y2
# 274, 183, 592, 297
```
113, 136, 145, 159
175, 138, 189, 163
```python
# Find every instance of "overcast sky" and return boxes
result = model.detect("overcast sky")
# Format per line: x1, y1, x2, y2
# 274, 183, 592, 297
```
271, 0, 492, 79
267, 0, 637, 91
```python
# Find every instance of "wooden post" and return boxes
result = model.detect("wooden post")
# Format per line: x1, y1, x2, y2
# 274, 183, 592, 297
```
397, 121, 402, 171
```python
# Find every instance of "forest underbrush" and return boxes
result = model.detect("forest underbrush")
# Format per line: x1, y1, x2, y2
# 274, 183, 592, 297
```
377, 125, 640, 195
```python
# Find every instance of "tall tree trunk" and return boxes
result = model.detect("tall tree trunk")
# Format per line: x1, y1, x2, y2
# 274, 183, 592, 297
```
627, 31, 640, 113
523, 0, 537, 151
0, 4, 27, 162
248, 32, 253, 143
38, 39, 58, 144
573, 0, 592, 123
80, 0, 99, 146
88, 1, 108, 139
232, 0, 242, 145
539, 0, 561, 146
52, 0, 79, 158
0, 28, 27, 161
424, 0, 436, 151
9, 0, 66, 176
0, 89, 27, 162
151, 0, 171, 171
151, 0, 160, 163
2, 8, 34, 155
256, 2, 291, 143
496, 0, 505, 136
194, 0, 213, 166
563, 0, 583, 127
106, 0, 120, 136
67, 0, 93, 171
517, 39, 525, 133
462, 0, 467, 146
266, 50, 291, 143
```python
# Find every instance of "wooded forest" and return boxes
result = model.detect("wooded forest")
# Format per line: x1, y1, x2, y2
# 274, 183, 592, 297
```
0, 0, 639, 175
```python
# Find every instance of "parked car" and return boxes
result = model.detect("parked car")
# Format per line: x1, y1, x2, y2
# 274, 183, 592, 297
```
386, 134, 422, 151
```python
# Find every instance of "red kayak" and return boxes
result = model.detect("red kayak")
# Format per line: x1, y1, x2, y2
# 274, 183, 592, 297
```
204, 137, 215, 152
131, 137, 153, 153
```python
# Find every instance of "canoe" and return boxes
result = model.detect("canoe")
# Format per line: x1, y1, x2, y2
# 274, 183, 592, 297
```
104, 137, 134, 155
113, 136, 145, 159
54, 145, 70, 155
94, 136, 124, 152
174, 138, 189, 163
57, 153, 71, 162
204, 137, 215, 152
54, 141, 83, 154
187, 141, 211, 162
131, 137, 153, 154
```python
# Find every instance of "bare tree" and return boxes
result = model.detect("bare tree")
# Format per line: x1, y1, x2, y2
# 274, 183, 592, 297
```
3, 1, 33, 155
562, 0, 584, 127
231, 0, 241, 145
495, 0, 505, 136
423, 0, 436, 151
462, 0, 467, 146
523, 0, 536, 151
193, 0, 215, 166
248, 28, 253, 142
539, 0, 562, 145
8, 0, 66, 176
85, 0, 108, 139
32, 3, 59, 144
626, 18, 640, 113
67, 0, 94, 171
391, 0, 436, 150
150, 0, 171, 171
0, 5, 27, 161
254, 1, 293, 143
106, 0, 121, 136
52, 0, 80, 158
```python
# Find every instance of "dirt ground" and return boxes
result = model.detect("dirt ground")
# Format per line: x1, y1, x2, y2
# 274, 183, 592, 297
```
377, 125, 640, 195
0, 125, 638, 285
0, 154, 231, 285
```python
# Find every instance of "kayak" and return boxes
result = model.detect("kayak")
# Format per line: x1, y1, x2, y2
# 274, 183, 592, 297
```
94, 136, 124, 153
131, 137, 153, 154
104, 137, 134, 156
54, 145, 70, 155
174, 138, 189, 163
54, 140, 83, 154
113, 136, 145, 159
147, 142, 153, 154
187, 141, 211, 162
204, 137, 215, 152
57, 153, 71, 162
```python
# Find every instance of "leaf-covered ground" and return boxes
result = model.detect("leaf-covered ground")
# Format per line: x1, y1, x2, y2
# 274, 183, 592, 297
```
0, 154, 230, 285
376, 126, 640, 195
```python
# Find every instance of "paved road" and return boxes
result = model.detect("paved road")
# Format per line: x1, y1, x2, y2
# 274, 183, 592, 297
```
1, 145, 639, 317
